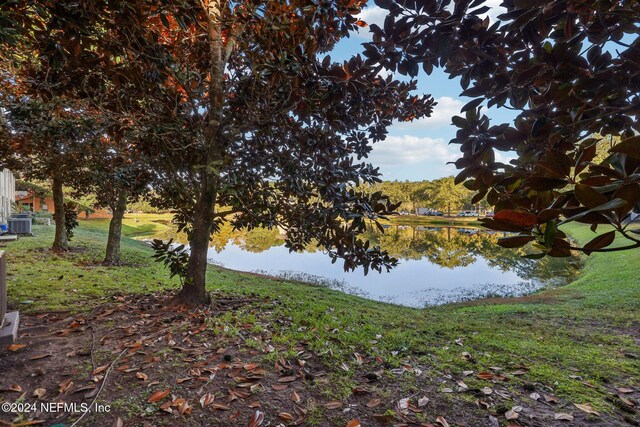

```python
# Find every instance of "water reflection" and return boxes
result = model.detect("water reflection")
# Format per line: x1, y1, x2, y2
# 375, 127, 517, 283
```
372, 226, 579, 286
153, 223, 581, 307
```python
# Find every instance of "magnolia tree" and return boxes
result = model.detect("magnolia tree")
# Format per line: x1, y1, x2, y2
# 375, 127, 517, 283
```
1, 1, 153, 260
81, 137, 151, 265
0, 98, 102, 251
0, 2, 108, 251
89, 0, 435, 305
366, 0, 640, 257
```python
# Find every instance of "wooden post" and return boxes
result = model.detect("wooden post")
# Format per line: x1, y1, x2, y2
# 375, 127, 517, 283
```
0, 251, 5, 328
0, 249, 19, 344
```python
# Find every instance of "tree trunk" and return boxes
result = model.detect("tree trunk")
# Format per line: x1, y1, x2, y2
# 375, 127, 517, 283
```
51, 173, 68, 251
173, 186, 216, 306
172, 0, 229, 306
103, 190, 127, 266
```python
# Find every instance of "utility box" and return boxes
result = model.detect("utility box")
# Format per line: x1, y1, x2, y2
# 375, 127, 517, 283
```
8, 217, 32, 235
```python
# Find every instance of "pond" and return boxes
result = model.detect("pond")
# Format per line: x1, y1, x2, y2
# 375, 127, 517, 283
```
165, 224, 581, 308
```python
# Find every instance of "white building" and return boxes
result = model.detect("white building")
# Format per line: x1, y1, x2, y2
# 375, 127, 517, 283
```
0, 169, 15, 224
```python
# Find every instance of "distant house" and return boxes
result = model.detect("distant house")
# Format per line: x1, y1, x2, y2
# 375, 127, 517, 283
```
0, 170, 15, 224
14, 181, 111, 220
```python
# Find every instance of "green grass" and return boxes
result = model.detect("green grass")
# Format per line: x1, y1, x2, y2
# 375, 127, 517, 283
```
3, 218, 639, 414
383, 214, 482, 227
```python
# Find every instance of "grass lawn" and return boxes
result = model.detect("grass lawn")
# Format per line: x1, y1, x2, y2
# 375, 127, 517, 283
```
383, 214, 482, 227
0, 218, 638, 426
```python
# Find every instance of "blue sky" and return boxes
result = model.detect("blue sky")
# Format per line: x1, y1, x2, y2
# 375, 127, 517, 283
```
329, 2, 516, 182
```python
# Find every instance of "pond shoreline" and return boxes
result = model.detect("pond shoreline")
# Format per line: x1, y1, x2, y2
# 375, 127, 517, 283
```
128, 213, 581, 308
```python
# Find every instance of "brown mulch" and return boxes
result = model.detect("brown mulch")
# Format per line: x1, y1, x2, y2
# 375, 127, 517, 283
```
0, 292, 637, 427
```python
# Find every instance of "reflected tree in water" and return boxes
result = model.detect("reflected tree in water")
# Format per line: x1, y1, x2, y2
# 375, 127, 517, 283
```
150, 219, 580, 286
369, 226, 581, 284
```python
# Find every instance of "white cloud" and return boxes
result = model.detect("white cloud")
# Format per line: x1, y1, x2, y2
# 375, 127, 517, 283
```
444, 0, 505, 22
481, 0, 506, 22
396, 96, 464, 130
494, 150, 516, 165
366, 135, 458, 167
378, 68, 393, 79
355, 6, 387, 39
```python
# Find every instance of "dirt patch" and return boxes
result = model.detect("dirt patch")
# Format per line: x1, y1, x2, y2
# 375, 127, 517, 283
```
0, 292, 637, 426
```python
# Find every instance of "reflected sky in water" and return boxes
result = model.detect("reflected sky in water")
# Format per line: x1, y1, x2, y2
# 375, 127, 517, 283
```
198, 225, 581, 307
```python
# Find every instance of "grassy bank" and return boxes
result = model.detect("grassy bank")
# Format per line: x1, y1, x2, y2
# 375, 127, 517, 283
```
2, 219, 639, 425
383, 214, 482, 227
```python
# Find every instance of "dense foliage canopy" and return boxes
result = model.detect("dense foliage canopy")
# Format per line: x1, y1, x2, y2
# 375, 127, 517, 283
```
366, 0, 640, 256
1, 0, 435, 304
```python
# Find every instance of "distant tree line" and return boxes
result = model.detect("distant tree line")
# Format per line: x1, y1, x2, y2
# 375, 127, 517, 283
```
363, 176, 488, 215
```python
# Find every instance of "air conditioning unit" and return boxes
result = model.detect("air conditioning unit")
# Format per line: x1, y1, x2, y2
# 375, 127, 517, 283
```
8, 217, 32, 235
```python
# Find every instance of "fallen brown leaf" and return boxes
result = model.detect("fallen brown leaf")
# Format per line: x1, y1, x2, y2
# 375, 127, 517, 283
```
271, 384, 288, 391
177, 400, 192, 415
8, 421, 46, 426
211, 402, 230, 410
199, 392, 215, 408
248, 410, 264, 427
93, 365, 109, 376
619, 396, 635, 407
365, 398, 381, 408
29, 354, 52, 361
352, 386, 369, 395
148, 389, 171, 403
32, 388, 46, 398
505, 408, 519, 420
58, 379, 73, 394
574, 403, 600, 416
7, 344, 26, 352
278, 412, 294, 421
477, 372, 494, 380
324, 400, 342, 410
554, 413, 574, 421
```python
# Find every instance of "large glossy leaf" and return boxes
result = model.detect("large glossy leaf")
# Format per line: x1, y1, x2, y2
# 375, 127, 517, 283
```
497, 235, 535, 248
494, 210, 538, 227
583, 231, 616, 254
575, 184, 608, 209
